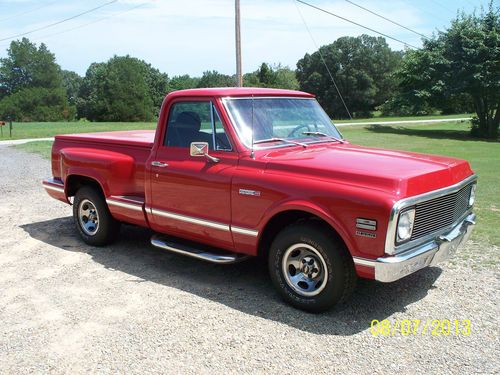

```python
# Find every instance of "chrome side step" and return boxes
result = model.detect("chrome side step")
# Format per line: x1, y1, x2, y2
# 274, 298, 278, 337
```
150, 234, 250, 264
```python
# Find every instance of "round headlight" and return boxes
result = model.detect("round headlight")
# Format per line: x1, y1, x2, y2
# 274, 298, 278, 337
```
397, 209, 415, 242
469, 184, 476, 206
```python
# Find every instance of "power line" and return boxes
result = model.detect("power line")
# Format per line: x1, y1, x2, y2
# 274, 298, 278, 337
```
296, 0, 419, 49
32, 2, 150, 42
293, 0, 352, 119
0, 0, 59, 23
344, 0, 429, 40
0, 0, 118, 43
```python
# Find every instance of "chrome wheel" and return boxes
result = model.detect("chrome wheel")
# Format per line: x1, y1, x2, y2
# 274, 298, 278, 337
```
282, 243, 328, 297
78, 199, 99, 236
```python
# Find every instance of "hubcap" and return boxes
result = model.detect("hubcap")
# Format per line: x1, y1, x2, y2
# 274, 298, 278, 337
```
78, 199, 99, 236
282, 243, 328, 297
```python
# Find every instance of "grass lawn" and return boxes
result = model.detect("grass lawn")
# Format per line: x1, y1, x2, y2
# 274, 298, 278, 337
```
0, 113, 474, 141
13, 120, 499, 248
0, 121, 157, 141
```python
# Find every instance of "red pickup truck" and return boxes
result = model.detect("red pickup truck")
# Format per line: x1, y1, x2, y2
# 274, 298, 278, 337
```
43, 88, 476, 312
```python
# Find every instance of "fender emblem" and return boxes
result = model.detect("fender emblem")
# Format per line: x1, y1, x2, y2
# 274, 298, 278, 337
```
239, 189, 261, 197
356, 230, 376, 239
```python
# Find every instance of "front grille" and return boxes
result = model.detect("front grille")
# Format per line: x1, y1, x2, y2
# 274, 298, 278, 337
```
411, 183, 473, 240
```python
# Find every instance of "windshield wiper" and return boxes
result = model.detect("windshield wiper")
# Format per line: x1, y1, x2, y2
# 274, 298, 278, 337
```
254, 138, 308, 148
302, 131, 345, 144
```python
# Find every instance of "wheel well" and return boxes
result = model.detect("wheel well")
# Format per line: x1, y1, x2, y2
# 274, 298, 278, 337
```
66, 175, 104, 198
257, 210, 344, 257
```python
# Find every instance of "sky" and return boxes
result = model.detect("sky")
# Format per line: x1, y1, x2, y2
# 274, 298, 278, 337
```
0, 0, 492, 77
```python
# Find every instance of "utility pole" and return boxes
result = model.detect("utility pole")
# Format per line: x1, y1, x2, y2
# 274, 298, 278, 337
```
235, 0, 243, 87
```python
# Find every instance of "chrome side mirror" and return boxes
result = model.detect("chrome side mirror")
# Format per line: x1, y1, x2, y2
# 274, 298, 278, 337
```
190, 142, 219, 163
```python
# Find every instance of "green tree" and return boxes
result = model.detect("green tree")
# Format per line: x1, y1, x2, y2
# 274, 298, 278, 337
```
197, 70, 234, 88
61, 70, 83, 106
77, 55, 168, 121
296, 35, 402, 118
244, 63, 299, 90
388, 4, 499, 138
167, 75, 200, 93
0, 38, 72, 120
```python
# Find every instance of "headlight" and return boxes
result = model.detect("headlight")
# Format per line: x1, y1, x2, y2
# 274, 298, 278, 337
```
396, 208, 415, 243
469, 184, 476, 206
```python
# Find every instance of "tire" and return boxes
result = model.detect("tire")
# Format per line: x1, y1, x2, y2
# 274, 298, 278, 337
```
73, 186, 120, 246
268, 221, 357, 313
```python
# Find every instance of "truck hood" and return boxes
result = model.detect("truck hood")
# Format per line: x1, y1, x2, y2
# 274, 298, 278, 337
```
262, 143, 473, 198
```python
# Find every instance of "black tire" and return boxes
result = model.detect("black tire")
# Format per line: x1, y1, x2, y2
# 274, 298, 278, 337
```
73, 186, 120, 246
268, 221, 357, 313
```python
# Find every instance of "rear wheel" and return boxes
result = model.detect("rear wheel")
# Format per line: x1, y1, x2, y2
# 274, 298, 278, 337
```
268, 222, 356, 313
73, 186, 120, 246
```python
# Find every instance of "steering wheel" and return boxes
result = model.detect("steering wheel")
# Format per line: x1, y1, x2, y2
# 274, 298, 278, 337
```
287, 124, 311, 138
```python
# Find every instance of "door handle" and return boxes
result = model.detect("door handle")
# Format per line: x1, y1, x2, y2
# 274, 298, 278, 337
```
151, 161, 168, 167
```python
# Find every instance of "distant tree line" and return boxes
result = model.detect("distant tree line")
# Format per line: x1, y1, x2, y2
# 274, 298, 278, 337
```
0, 4, 497, 138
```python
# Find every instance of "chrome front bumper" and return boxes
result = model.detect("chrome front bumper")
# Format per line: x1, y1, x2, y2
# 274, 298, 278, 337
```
354, 213, 476, 282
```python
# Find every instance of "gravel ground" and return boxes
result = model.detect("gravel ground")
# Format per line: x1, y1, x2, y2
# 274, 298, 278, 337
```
0, 145, 498, 375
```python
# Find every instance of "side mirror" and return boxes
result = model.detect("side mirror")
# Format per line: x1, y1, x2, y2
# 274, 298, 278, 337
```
190, 142, 219, 163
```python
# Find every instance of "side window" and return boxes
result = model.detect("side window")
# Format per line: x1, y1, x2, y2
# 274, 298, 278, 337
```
165, 102, 213, 148
165, 101, 231, 151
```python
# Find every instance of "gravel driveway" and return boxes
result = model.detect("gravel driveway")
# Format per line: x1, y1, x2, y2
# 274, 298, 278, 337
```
0, 145, 498, 375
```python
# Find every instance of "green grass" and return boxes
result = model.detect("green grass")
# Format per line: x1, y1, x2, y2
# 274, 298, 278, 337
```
0, 114, 474, 141
13, 119, 499, 247
0, 121, 157, 141
335, 113, 473, 124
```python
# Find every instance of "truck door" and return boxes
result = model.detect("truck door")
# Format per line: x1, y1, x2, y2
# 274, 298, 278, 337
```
148, 99, 237, 249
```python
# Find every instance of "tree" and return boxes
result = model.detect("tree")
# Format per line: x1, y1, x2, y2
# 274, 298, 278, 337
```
0, 38, 72, 121
61, 70, 83, 106
387, 4, 499, 138
296, 35, 402, 118
77, 55, 168, 121
197, 70, 234, 88
167, 75, 200, 93
244, 63, 299, 90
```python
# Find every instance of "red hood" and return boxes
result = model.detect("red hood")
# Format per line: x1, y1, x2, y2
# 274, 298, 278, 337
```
261, 143, 473, 198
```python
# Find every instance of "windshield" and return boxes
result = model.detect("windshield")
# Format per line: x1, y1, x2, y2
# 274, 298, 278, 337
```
223, 97, 343, 148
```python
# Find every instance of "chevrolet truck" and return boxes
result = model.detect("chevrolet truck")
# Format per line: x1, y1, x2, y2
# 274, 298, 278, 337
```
43, 88, 477, 312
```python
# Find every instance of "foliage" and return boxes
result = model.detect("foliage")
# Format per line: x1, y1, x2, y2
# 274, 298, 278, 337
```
77, 55, 168, 121
387, 3, 499, 138
0, 38, 72, 121
244, 63, 299, 90
61, 70, 83, 106
167, 75, 200, 93
197, 70, 234, 88
296, 35, 402, 119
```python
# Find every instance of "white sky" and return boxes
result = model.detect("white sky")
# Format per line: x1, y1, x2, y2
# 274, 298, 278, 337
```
0, 0, 488, 77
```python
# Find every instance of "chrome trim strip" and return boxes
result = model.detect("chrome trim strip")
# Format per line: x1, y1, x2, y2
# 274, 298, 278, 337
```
150, 208, 230, 232
385, 174, 477, 255
106, 199, 144, 212
43, 184, 64, 193
231, 226, 259, 237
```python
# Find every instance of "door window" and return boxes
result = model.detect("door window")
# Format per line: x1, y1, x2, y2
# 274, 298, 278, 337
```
165, 101, 231, 151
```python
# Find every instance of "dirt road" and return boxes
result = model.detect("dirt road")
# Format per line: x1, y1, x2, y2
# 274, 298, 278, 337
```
0, 145, 497, 375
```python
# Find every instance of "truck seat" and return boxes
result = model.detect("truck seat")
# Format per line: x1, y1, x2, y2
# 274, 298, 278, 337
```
167, 111, 213, 148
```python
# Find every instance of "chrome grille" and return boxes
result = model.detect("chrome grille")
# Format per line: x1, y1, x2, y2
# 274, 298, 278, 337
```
411, 183, 473, 240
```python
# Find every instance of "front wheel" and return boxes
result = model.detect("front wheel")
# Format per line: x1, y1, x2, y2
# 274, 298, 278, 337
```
268, 222, 357, 313
73, 186, 120, 246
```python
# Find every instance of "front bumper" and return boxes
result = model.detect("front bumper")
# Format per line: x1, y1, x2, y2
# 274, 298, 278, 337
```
354, 213, 476, 282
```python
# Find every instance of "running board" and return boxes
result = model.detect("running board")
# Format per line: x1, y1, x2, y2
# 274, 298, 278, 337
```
150, 234, 250, 264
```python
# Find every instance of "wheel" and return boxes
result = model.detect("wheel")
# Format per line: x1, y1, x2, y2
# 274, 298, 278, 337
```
268, 221, 357, 313
73, 186, 120, 246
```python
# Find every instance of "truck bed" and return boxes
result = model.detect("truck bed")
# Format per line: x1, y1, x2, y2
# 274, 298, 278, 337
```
55, 130, 155, 148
